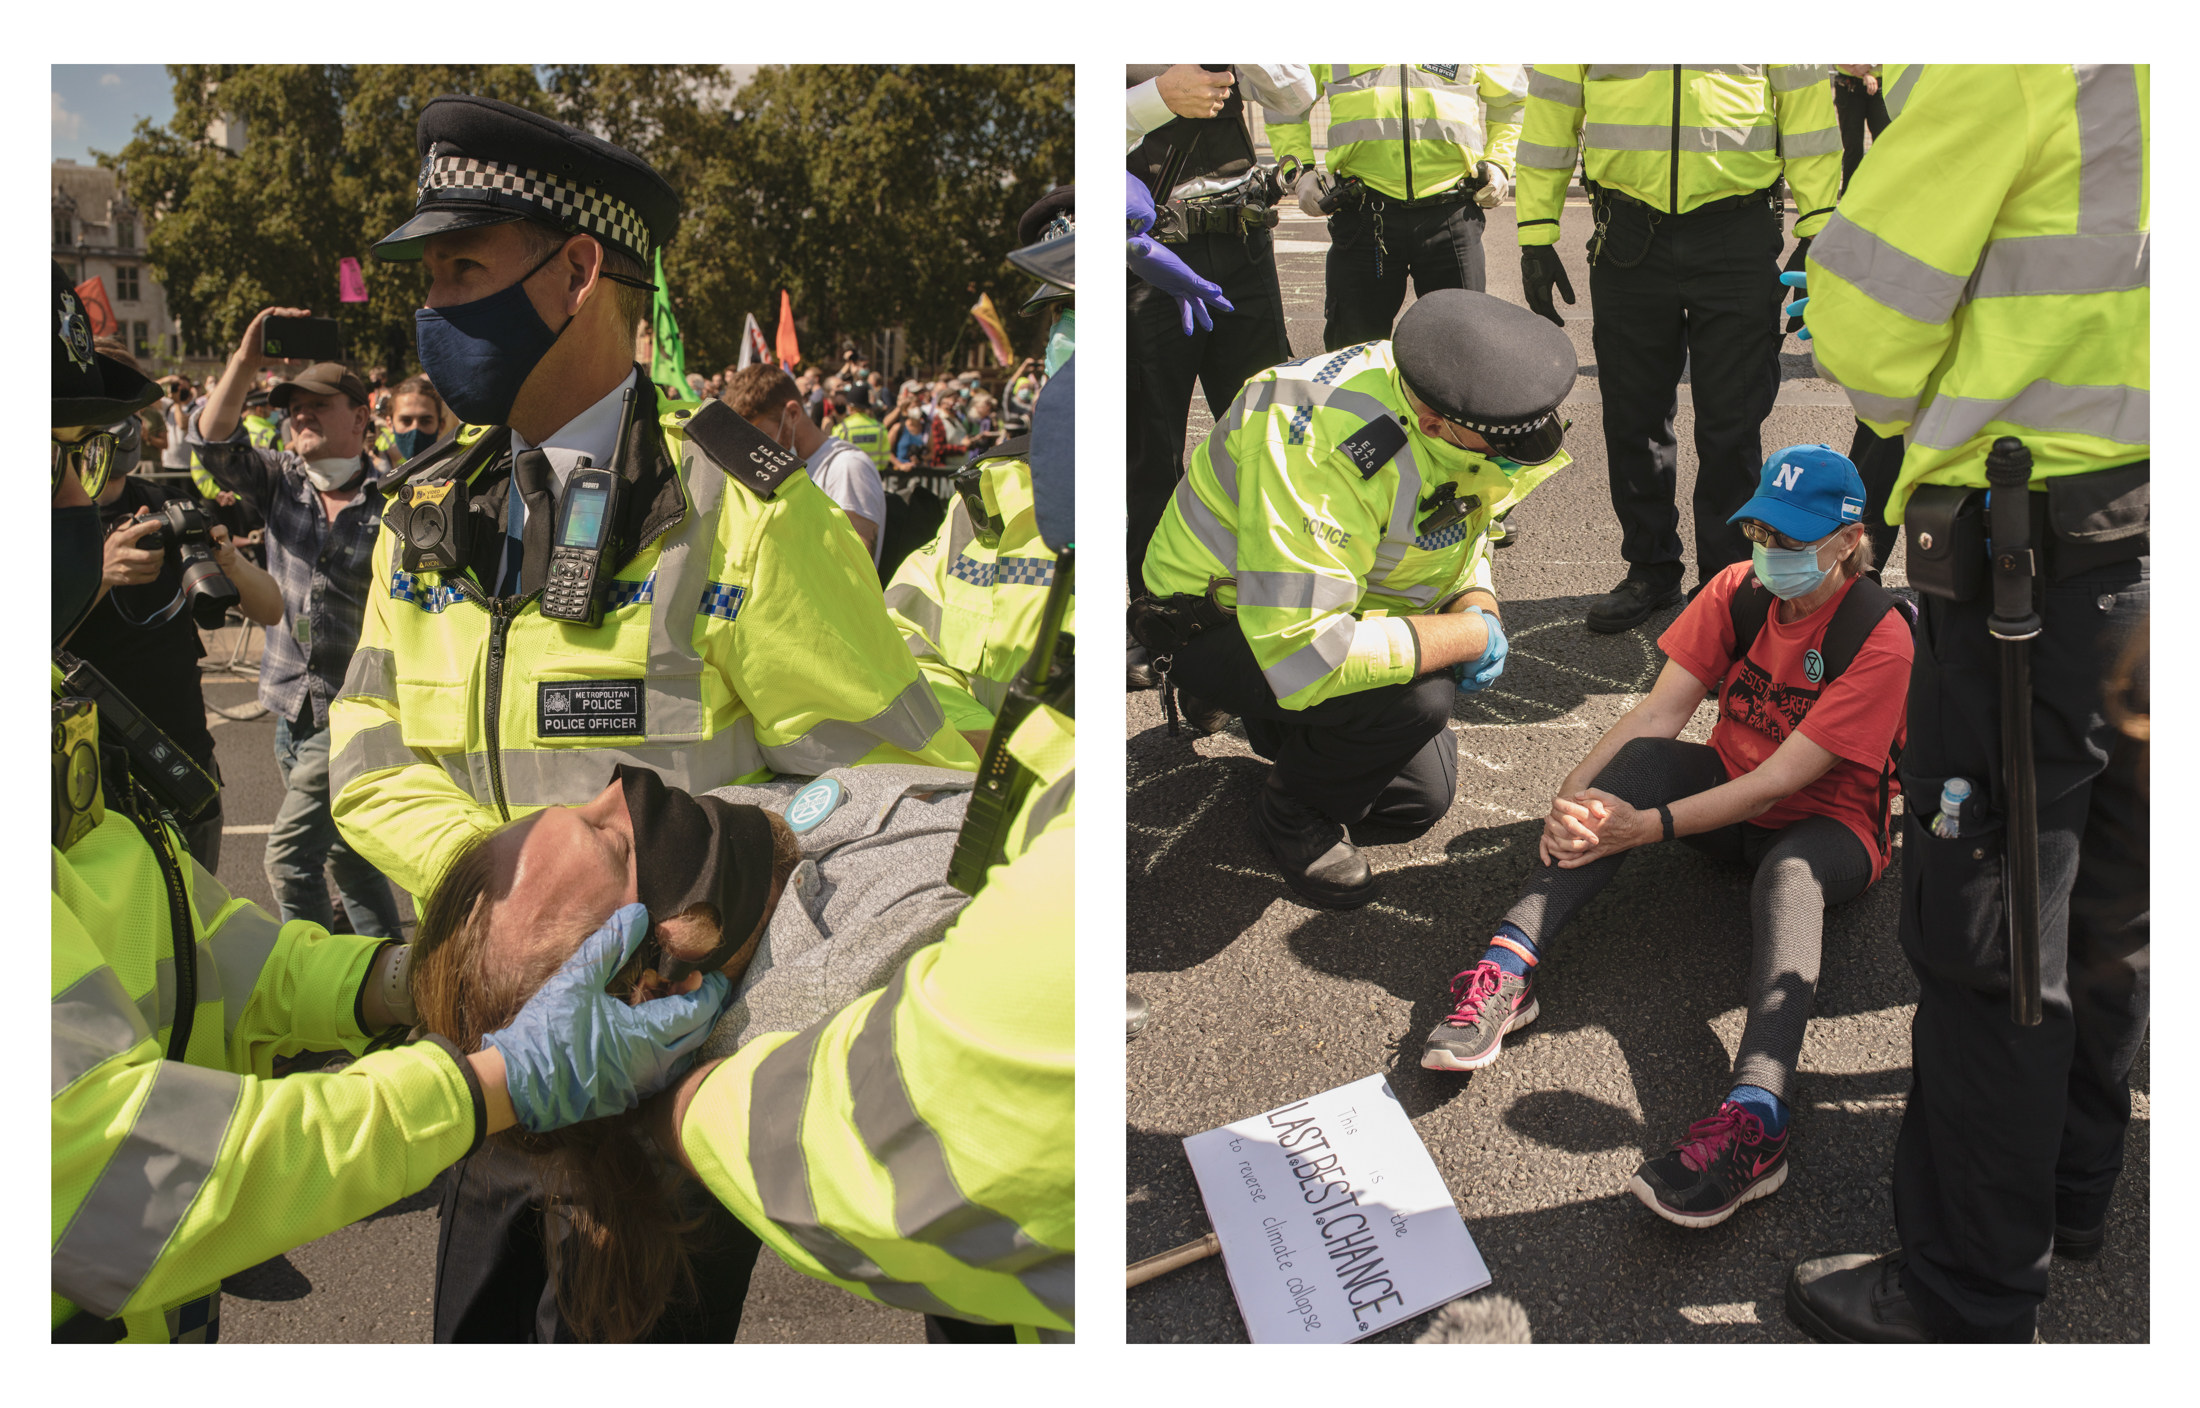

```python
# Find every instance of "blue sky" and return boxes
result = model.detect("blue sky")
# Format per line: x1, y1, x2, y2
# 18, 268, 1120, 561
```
53, 65, 176, 165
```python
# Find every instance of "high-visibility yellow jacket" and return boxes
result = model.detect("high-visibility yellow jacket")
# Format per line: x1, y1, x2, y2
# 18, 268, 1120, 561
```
53, 725, 478, 1342
838, 410, 886, 461
189, 414, 280, 498
327, 381, 978, 902
244, 414, 282, 451
883, 446, 1075, 736
1881, 64, 1923, 121
1267, 64, 1528, 201
1806, 64, 2148, 519
1514, 65, 1841, 246
1143, 341, 1567, 710
681, 775, 1072, 1341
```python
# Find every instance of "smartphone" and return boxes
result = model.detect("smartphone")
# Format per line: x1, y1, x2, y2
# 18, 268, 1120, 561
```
262, 315, 343, 363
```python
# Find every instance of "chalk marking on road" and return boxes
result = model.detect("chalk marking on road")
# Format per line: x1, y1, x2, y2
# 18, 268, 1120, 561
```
222, 824, 273, 835
1128, 757, 1239, 876
1677, 1303, 1762, 1326
1464, 799, 1535, 821
1512, 651, 1658, 694
1452, 746, 1511, 772
1809, 1098, 1906, 1114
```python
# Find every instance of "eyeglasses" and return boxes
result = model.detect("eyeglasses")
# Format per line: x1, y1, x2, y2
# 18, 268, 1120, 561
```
52, 430, 121, 500
1738, 519, 1842, 553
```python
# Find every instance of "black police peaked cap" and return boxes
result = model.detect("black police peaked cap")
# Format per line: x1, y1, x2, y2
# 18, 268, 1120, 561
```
1393, 289, 1577, 462
52, 262, 159, 429
372, 94, 681, 268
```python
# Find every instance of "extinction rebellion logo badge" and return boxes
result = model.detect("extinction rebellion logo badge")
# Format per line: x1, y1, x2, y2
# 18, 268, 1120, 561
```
1803, 649, 1826, 684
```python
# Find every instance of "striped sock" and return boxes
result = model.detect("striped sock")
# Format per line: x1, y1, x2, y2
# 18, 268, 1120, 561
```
1482, 922, 1540, 978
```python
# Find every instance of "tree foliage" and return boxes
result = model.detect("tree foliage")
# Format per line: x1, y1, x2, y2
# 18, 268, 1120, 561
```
96, 64, 1073, 379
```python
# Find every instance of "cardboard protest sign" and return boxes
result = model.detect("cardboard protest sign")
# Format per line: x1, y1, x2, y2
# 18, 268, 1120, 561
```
1183, 1073, 1490, 1343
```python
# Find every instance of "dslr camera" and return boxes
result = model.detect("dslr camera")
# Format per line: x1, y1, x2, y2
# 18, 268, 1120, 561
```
135, 499, 241, 628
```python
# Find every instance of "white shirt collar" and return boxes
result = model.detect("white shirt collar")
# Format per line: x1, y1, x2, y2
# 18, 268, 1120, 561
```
511, 372, 635, 493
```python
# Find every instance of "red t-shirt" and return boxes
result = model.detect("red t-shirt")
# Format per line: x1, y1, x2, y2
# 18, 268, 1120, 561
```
1658, 561, 1913, 881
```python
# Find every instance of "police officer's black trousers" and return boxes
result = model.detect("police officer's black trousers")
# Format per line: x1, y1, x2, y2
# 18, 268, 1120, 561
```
1589, 199, 1784, 596
433, 1137, 763, 1341
1845, 420, 1905, 579
1128, 230, 1292, 596
1322, 197, 1487, 351
1169, 620, 1458, 829
1892, 556, 2148, 1341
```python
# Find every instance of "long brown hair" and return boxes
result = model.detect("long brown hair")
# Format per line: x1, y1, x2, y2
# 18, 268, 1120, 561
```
411, 833, 702, 1344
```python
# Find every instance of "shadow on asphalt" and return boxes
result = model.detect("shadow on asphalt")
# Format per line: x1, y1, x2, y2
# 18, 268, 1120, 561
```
225, 1254, 313, 1302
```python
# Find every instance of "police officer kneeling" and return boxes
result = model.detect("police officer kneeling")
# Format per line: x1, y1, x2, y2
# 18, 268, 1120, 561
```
1137, 290, 1575, 907
50, 264, 724, 1343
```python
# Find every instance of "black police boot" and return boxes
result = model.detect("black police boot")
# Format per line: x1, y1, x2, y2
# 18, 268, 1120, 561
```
1784, 1252, 1933, 1344
1177, 690, 1235, 736
1584, 577, 1684, 634
1127, 635, 1157, 691
1257, 773, 1375, 909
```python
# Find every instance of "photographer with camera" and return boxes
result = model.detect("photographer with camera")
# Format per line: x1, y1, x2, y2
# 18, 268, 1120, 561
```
64, 341, 282, 872
190, 308, 406, 941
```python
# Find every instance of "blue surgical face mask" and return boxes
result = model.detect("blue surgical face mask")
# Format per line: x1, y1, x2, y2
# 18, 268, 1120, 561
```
1044, 308, 1076, 377
391, 427, 436, 463
413, 244, 574, 427
1751, 540, 1832, 600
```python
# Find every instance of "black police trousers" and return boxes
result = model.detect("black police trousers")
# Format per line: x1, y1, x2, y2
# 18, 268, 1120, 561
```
1892, 555, 2149, 1341
1128, 229, 1292, 596
1846, 420, 1905, 579
1322, 196, 1487, 351
433, 1138, 762, 1342
1169, 619, 1459, 829
1589, 198, 1784, 596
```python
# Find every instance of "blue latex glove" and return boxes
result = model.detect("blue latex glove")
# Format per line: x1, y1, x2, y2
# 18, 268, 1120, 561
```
1780, 270, 1812, 340
483, 903, 731, 1133
1126, 170, 1156, 237
1451, 606, 1509, 694
1127, 234, 1235, 336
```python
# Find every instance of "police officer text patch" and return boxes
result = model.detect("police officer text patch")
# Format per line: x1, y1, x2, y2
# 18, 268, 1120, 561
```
538, 681, 645, 736
1337, 415, 1409, 480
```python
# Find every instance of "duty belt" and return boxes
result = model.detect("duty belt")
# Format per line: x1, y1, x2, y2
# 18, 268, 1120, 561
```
1363, 181, 1480, 210
1593, 181, 1779, 218
1156, 191, 1279, 242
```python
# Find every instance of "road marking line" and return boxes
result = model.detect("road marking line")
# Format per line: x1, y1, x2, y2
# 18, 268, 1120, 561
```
223, 824, 274, 835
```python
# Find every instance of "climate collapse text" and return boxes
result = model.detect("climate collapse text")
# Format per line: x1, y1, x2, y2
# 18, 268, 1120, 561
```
1238, 1099, 1408, 1333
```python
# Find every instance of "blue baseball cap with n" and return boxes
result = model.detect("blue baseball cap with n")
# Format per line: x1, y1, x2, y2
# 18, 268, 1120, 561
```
1729, 443, 1866, 543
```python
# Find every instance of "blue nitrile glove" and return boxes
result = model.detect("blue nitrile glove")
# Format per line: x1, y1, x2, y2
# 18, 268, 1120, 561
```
1451, 606, 1509, 694
1127, 170, 1157, 237
1127, 234, 1235, 336
1780, 270, 1812, 340
483, 903, 731, 1133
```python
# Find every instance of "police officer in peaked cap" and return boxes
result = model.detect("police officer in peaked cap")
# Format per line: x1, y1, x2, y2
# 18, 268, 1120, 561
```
1139, 288, 1575, 907
334, 95, 977, 1341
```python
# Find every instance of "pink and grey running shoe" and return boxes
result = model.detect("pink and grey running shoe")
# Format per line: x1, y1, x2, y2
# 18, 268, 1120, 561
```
1421, 960, 1538, 1072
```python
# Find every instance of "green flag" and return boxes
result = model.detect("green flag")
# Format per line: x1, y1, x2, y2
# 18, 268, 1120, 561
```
650, 249, 694, 400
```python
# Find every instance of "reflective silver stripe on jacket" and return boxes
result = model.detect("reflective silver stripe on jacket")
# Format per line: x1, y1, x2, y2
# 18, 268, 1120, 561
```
1910, 380, 2147, 452
1584, 64, 1657, 82
1514, 138, 1579, 170
746, 1012, 997, 1321
1884, 64, 1923, 119
1779, 125, 1842, 159
1234, 570, 1361, 613
338, 646, 397, 703
1018, 769, 1074, 852
1971, 233, 2149, 301
1810, 213, 1971, 325
52, 1060, 244, 1318
884, 580, 945, 653
1328, 65, 1383, 92
758, 675, 946, 776
1822, 376, 1922, 427
1170, 474, 1239, 573
1767, 64, 1823, 92
53, 966, 152, 1098
1528, 70, 1583, 107
1583, 121, 1776, 155
442, 734, 763, 808
330, 719, 430, 798
1328, 116, 1480, 149
1261, 615, 1357, 699
2074, 64, 2144, 237
846, 968, 1073, 1323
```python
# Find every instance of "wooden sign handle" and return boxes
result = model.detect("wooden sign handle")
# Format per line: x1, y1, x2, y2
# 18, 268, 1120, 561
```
1126, 1232, 1220, 1288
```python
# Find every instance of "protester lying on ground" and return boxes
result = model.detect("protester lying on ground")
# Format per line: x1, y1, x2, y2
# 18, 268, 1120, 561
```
1420, 445, 1912, 1231
410, 761, 981, 1340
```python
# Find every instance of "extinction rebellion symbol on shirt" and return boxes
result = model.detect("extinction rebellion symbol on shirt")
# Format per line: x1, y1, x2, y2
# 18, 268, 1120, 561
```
786, 776, 844, 834
537, 680, 644, 736
1803, 649, 1826, 684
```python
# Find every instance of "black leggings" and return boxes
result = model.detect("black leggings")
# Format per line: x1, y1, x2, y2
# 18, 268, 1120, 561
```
1500, 736, 1875, 1103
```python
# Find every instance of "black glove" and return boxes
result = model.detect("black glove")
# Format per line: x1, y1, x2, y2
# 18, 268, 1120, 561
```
1783, 237, 1813, 334
1520, 245, 1575, 327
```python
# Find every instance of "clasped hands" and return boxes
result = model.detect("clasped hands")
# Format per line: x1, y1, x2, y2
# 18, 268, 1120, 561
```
1538, 789, 1657, 868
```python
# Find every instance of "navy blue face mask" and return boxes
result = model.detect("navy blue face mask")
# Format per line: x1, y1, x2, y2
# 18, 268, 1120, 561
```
391, 427, 436, 463
53, 505, 104, 645
413, 244, 575, 427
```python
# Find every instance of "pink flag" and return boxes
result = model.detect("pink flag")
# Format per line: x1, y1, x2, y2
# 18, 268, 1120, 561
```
338, 257, 368, 303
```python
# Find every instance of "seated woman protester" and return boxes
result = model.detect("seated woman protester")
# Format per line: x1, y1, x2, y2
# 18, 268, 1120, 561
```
1419, 446, 1912, 1229
410, 761, 979, 1340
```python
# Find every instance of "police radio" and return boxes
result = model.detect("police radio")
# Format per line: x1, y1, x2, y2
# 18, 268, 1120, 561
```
541, 457, 620, 627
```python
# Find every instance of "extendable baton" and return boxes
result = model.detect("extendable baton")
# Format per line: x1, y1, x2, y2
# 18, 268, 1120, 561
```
1985, 436, 2043, 1026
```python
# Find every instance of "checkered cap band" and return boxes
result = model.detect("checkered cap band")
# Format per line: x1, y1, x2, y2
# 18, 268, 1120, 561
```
422, 155, 654, 260
1451, 408, 1555, 437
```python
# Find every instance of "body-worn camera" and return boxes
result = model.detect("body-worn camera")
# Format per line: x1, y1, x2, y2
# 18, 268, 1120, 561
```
58, 652, 221, 826
136, 499, 240, 628
52, 697, 103, 851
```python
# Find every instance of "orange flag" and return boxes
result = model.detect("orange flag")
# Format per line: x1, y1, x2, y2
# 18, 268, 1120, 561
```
970, 292, 1012, 367
75, 277, 118, 337
775, 289, 801, 370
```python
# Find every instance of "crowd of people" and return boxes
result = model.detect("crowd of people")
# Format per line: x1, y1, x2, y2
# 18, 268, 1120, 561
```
1127, 63, 2147, 1345
53, 91, 1074, 1344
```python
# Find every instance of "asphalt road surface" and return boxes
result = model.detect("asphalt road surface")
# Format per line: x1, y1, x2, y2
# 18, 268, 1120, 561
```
189, 628, 920, 1343
1125, 199, 2149, 1343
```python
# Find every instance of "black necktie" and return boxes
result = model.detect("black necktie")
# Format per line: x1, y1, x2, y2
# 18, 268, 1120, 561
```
511, 448, 555, 597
